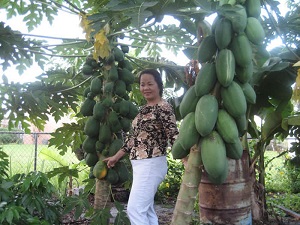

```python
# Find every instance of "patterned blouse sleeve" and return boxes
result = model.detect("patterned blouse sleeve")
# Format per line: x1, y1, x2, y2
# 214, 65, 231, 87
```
158, 104, 179, 146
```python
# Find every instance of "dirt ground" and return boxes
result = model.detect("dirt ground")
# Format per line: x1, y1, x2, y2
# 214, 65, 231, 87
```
61, 200, 300, 225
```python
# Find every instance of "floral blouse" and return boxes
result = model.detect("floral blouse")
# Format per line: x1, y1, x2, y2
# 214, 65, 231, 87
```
121, 100, 179, 160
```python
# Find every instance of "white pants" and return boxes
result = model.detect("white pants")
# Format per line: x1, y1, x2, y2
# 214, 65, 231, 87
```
127, 156, 167, 225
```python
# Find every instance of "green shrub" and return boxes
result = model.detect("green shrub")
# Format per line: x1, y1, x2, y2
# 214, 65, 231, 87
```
156, 154, 184, 203
0, 128, 23, 144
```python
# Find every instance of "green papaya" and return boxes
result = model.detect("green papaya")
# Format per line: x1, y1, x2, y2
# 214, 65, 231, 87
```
127, 102, 139, 119
230, 33, 252, 67
93, 102, 107, 121
80, 98, 96, 117
221, 81, 247, 118
114, 80, 127, 97
119, 68, 135, 85
83, 87, 91, 98
178, 112, 200, 150
195, 94, 218, 136
197, 35, 217, 63
245, 17, 265, 45
108, 138, 123, 156
216, 49, 235, 87
90, 77, 102, 95
120, 117, 131, 132
104, 81, 115, 94
95, 141, 106, 153
85, 152, 98, 167
171, 139, 189, 159
179, 86, 199, 118
235, 114, 247, 136
113, 47, 125, 62
102, 98, 113, 108
238, 81, 256, 104
108, 64, 119, 82
84, 117, 100, 137
200, 131, 228, 182
214, 18, 232, 50
114, 161, 132, 184
118, 60, 133, 72
216, 109, 239, 143
83, 136, 98, 153
194, 63, 217, 97
236, 62, 253, 84
98, 123, 112, 144
220, 4, 247, 34
245, 0, 261, 18
82, 64, 94, 76
105, 168, 119, 185
226, 138, 243, 159
119, 100, 130, 117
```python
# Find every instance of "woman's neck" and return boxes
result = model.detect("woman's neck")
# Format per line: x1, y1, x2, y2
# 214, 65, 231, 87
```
146, 97, 163, 106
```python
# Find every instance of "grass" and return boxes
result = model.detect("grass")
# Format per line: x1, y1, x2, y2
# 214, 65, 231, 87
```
1, 143, 90, 194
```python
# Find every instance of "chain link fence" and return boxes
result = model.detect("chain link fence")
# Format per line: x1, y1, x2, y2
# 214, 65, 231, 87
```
0, 131, 80, 176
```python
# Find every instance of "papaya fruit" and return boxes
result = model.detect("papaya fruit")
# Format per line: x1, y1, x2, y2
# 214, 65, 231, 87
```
98, 123, 112, 144
171, 139, 189, 159
102, 98, 113, 108
113, 47, 125, 62
178, 112, 200, 150
238, 81, 256, 104
119, 68, 135, 85
104, 81, 115, 94
114, 80, 127, 97
245, 17, 265, 45
230, 33, 252, 67
82, 64, 94, 76
105, 168, 119, 184
194, 63, 217, 97
93, 102, 107, 121
95, 140, 106, 153
118, 60, 133, 72
236, 62, 253, 84
83, 87, 91, 98
120, 117, 131, 132
214, 18, 232, 50
119, 100, 130, 117
108, 64, 119, 82
121, 45, 129, 54
207, 159, 228, 185
216, 109, 239, 143
84, 116, 100, 137
83, 136, 98, 154
80, 98, 96, 117
221, 81, 247, 118
200, 131, 228, 182
179, 86, 199, 118
226, 138, 243, 159
245, 0, 261, 18
85, 152, 98, 167
216, 49, 235, 87
93, 160, 108, 179
195, 94, 219, 137
197, 35, 217, 63
127, 102, 139, 119
235, 114, 247, 136
108, 138, 123, 156
114, 161, 132, 184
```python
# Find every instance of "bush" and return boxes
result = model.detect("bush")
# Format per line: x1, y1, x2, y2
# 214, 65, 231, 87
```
0, 128, 23, 144
156, 154, 184, 203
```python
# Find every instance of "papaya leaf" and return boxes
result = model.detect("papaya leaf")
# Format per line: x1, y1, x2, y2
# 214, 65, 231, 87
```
261, 110, 282, 143
39, 148, 69, 167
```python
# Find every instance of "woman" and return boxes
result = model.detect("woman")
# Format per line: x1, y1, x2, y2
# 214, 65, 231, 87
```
103, 68, 179, 225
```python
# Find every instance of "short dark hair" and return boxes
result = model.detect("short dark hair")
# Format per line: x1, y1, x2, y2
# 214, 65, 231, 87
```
138, 69, 163, 97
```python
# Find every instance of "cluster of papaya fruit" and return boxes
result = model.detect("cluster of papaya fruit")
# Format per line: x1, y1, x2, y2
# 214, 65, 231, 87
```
80, 45, 138, 185
172, 0, 263, 184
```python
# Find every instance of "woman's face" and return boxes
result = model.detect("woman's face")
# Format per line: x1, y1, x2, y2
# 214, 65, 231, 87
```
139, 73, 161, 103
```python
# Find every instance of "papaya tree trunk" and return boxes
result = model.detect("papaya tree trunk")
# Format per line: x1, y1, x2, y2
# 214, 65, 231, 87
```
94, 179, 111, 210
171, 145, 202, 225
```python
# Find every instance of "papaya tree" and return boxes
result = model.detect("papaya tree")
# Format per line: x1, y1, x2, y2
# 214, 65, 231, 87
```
0, 0, 299, 224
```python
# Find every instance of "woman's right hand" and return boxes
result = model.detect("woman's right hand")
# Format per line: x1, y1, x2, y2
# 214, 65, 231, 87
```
103, 149, 126, 168
103, 155, 118, 168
